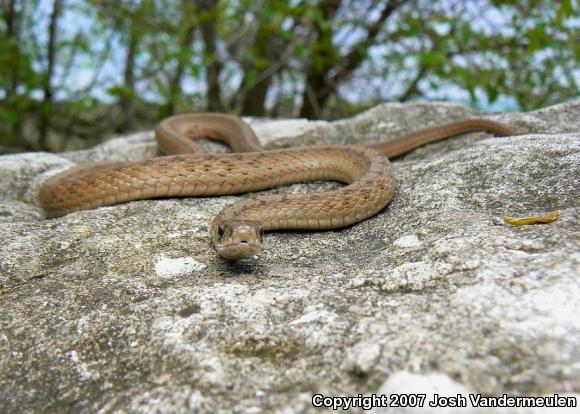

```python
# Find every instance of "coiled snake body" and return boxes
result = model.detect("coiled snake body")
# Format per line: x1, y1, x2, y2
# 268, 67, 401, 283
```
38, 114, 516, 259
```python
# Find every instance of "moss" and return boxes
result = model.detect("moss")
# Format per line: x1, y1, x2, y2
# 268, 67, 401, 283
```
225, 333, 301, 361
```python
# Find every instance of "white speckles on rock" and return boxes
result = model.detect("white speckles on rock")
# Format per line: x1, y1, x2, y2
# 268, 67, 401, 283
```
393, 234, 423, 249
187, 391, 209, 412
516, 239, 546, 253
376, 120, 398, 129
166, 227, 204, 239
154, 255, 206, 278
453, 278, 580, 337
66, 350, 99, 382
342, 341, 381, 375
289, 308, 333, 325
349, 276, 368, 288
249, 117, 328, 144
380, 261, 452, 293
198, 355, 227, 386
152, 316, 197, 353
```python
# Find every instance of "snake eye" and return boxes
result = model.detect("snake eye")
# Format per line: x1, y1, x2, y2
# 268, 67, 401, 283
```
217, 225, 225, 239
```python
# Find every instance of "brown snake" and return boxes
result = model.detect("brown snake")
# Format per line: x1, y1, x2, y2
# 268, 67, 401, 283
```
38, 113, 516, 260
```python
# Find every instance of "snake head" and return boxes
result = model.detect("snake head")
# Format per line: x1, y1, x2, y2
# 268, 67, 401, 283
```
212, 219, 264, 260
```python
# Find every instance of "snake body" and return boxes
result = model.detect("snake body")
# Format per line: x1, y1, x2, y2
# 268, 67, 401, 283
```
38, 113, 516, 259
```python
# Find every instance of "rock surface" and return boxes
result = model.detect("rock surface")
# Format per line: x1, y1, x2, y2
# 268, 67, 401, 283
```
1, 101, 579, 413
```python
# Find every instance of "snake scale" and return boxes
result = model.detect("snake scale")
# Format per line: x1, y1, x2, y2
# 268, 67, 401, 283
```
38, 113, 516, 259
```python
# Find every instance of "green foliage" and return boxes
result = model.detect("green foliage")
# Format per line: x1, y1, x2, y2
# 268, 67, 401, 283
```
0, 0, 578, 151
106, 85, 137, 100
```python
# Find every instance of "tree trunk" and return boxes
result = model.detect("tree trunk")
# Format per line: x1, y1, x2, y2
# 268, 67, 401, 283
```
240, 76, 272, 116
298, 0, 342, 119
164, 24, 195, 116
3, 0, 19, 99
38, 0, 63, 150
237, 3, 301, 116
1, 0, 27, 148
238, 27, 274, 117
117, 25, 139, 132
196, 0, 223, 111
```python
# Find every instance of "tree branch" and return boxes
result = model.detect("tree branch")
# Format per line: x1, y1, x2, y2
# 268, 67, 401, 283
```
332, 0, 405, 86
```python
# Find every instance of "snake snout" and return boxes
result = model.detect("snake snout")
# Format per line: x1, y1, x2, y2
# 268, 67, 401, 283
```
213, 220, 264, 260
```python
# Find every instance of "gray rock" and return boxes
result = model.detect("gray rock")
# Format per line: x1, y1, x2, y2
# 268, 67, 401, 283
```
1, 101, 579, 413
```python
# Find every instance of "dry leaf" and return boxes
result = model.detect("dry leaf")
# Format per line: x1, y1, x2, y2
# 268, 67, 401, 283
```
503, 210, 560, 226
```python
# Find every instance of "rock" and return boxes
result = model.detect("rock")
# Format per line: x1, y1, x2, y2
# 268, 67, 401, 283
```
342, 341, 382, 376
0, 101, 579, 413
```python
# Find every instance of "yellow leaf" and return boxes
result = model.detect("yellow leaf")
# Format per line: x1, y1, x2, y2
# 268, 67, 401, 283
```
503, 210, 560, 226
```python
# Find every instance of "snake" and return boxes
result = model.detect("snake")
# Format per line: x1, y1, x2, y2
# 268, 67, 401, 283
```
38, 113, 516, 260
